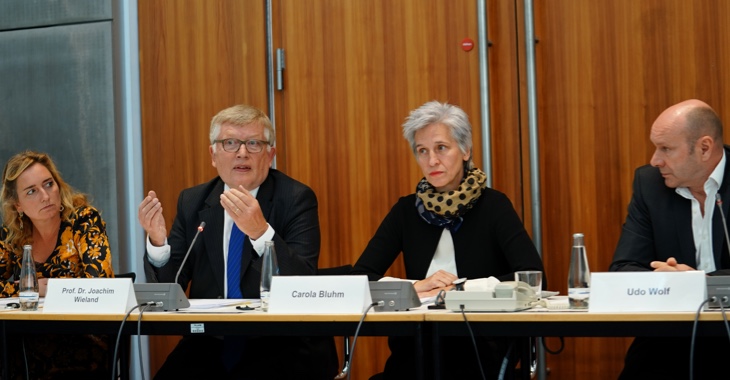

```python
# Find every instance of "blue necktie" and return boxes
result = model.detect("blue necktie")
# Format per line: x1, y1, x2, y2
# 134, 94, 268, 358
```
224, 223, 246, 372
227, 223, 244, 299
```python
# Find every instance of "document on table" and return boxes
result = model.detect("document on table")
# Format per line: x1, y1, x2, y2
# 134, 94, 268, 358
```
420, 295, 437, 305
175, 298, 260, 313
0, 297, 19, 311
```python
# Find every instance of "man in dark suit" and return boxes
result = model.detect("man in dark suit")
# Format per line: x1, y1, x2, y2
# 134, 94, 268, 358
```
138, 104, 337, 379
611, 99, 730, 379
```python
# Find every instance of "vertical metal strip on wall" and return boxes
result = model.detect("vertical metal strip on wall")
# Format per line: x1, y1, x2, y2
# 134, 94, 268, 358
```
477, 0, 492, 187
265, 0, 277, 169
523, 1, 547, 379
523, 1, 542, 257
114, 0, 148, 378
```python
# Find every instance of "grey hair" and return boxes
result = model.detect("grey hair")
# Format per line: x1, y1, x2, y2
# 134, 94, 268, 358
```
402, 101, 474, 169
209, 104, 275, 153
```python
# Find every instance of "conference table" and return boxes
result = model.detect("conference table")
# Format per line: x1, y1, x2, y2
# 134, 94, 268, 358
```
426, 308, 730, 336
1, 307, 729, 380
427, 309, 730, 380
0, 308, 427, 380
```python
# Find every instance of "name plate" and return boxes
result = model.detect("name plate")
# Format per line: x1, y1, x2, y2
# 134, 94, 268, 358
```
589, 271, 706, 312
269, 275, 372, 313
44, 278, 137, 314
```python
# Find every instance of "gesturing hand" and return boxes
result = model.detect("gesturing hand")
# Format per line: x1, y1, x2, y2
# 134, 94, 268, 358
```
220, 186, 268, 240
138, 190, 167, 246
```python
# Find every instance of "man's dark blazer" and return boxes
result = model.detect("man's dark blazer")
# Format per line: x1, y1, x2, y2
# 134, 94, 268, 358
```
611, 146, 730, 275
144, 169, 337, 379
144, 169, 320, 297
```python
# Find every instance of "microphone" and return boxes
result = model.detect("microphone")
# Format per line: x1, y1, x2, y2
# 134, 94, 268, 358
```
174, 221, 206, 286
715, 194, 730, 258
708, 194, 730, 309
134, 222, 205, 311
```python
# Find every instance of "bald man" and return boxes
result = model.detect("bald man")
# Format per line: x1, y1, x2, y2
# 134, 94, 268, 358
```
611, 99, 730, 379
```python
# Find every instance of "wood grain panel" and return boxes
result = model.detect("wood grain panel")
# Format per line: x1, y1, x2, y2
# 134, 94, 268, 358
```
137, 0, 526, 377
534, 1, 730, 378
487, 0, 529, 219
135, 0, 730, 378
275, 1, 489, 378
277, 0, 483, 274
137, 0, 268, 375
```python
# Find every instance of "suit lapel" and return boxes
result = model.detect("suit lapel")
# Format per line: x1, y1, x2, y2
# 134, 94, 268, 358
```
256, 169, 275, 218
674, 197, 697, 268
200, 180, 226, 294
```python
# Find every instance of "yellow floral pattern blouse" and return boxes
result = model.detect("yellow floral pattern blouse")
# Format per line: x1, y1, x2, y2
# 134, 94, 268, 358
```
0, 205, 114, 297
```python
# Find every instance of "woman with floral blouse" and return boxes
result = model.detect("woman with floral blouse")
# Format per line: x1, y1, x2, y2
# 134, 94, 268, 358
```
0, 150, 115, 379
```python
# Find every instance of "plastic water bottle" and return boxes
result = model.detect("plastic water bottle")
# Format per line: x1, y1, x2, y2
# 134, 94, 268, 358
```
259, 241, 279, 312
19, 244, 39, 311
568, 233, 591, 309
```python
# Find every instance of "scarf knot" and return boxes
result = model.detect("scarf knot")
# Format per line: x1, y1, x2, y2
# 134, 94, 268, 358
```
415, 168, 487, 232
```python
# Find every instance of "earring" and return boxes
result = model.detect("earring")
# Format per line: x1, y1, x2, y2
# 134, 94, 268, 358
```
60, 206, 64, 212
18, 211, 23, 231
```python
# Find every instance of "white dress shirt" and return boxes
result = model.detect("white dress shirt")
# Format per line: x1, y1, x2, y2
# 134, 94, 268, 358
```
676, 151, 725, 273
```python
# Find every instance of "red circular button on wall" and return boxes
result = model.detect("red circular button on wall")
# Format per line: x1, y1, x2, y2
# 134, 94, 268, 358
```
461, 38, 474, 52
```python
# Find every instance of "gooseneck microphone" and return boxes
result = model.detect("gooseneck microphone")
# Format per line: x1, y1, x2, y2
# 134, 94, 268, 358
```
708, 194, 730, 309
174, 221, 206, 286
715, 194, 730, 262
133, 222, 204, 311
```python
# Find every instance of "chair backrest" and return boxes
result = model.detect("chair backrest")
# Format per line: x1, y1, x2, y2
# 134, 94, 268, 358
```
116, 272, 136, 283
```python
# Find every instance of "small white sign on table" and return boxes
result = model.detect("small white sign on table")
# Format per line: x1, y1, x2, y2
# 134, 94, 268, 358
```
589, 271, 707, 312
268, 275, 372, 313
44, 278, 137, 314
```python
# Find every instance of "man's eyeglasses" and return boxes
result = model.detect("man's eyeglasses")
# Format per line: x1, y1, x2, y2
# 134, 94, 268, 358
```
214, 138, 270, 153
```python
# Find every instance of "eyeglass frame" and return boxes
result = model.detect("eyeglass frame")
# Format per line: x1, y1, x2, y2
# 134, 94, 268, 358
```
213, 138, 271, 153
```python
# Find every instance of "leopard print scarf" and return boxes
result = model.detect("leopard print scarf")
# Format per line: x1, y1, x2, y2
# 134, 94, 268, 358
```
415, 168, 487, 231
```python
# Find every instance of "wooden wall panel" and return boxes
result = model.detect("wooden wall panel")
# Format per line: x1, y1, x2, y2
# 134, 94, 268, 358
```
275, 1, 498, 378
137, 0, 525, 377
137, 0, 268, 375
137, 0, 730, 379
534, 0, 730, 378
276, 0, 483, 271
487, 0, 530, 220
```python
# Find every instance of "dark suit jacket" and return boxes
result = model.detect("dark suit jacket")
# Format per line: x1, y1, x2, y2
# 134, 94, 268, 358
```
144, 169, 337, 379
353, 188, 544, 283
144, 169, 321, 297
611, 146, 730, 275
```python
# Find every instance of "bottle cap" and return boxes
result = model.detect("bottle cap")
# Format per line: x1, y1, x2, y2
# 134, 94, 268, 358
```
572, 233, 584, 245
